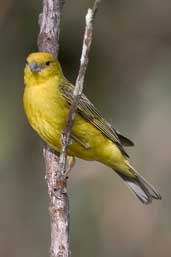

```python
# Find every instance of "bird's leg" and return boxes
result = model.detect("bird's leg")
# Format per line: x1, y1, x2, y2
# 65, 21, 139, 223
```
64, 156, 76, 179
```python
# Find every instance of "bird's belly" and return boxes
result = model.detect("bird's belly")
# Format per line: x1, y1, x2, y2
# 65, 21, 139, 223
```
30, 109, 111, 161
31, 110, 124, 165
29, 108, 68, 152
37, 114, 106, 160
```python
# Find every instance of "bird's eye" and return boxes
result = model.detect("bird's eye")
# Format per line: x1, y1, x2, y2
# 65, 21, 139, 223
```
45, 61, 51, 66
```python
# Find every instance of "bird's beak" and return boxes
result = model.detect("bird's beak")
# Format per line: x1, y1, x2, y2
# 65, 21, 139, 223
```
29, 62, 41, 73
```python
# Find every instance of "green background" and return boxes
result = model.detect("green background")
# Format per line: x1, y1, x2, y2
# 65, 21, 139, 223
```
0, 0, 170, 256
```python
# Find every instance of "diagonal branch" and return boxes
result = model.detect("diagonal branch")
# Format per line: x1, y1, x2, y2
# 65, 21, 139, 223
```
58, 0, 101, 176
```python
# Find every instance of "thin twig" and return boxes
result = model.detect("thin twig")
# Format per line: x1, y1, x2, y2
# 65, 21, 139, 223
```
58, 0, 101, 176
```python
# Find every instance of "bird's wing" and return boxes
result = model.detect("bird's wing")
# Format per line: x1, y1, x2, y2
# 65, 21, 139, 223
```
59, 80, 134, 157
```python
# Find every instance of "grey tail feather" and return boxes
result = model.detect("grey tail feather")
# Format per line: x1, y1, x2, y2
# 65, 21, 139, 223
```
116, 172, 162, 204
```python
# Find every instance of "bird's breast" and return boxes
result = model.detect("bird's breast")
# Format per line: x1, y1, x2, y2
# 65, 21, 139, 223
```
23, 83, 69, 150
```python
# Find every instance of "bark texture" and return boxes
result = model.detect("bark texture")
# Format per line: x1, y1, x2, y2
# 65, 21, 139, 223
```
38, 1, 70, 257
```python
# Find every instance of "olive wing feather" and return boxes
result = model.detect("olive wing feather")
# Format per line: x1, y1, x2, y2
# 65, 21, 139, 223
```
59, 80, 134, 157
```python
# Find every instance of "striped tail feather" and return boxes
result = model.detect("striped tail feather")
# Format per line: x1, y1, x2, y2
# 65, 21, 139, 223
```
115, 169, 162, 204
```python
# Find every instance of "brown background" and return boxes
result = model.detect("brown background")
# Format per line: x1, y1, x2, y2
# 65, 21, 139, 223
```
0, 0, 170, 256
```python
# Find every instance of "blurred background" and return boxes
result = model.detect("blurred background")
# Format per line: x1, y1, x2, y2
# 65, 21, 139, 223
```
0, 0, 170, 256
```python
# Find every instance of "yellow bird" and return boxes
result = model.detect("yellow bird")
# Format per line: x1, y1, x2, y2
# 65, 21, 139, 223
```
23, 52, 161, 204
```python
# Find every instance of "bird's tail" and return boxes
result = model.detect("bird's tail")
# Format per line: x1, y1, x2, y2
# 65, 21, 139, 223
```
114, 164, 161, 204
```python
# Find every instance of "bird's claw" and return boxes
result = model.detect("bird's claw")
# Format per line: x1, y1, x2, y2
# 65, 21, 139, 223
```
64, 156, 76, 179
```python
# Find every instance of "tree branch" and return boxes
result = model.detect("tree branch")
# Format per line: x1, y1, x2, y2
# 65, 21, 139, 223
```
37, 1, 101, 257
38, 0, 65, 57
38, 1, 70, 257
58, 0, 101, 176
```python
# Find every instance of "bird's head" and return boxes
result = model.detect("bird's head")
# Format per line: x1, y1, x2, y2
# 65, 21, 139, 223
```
24, 52, 63, 83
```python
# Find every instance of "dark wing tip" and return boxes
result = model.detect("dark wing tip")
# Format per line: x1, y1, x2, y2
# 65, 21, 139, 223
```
117, 133, 135, 147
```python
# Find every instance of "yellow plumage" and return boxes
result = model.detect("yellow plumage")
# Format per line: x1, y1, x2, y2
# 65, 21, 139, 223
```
23, 52, 161, 204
